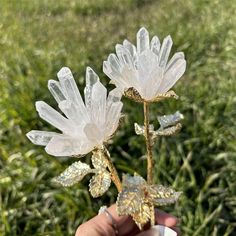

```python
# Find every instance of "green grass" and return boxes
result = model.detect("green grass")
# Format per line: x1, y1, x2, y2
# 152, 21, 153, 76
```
0, 0, 236, 235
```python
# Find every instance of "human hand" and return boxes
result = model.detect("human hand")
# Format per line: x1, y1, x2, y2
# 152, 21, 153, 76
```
75, 204, 180, 236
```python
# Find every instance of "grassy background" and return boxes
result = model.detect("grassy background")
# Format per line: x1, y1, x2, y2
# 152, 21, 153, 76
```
0, 0, 235, 235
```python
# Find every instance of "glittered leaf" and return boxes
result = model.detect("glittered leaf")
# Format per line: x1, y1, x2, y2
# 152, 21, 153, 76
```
132, 203, 153, 230
134, 123, 154, 136
157, 111, 184, 130
53, 161, 92, 187
89, 171, 111, 198
155, 123, 182, 136
122, 173, 146, 188
91, 150, 108, 170
150, 90, 179, 102
116, 187, 143, 215
149, 185, 182, 206
124, 87, 144, 103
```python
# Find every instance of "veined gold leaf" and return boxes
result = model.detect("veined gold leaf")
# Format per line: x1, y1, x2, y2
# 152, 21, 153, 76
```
124, 87, 144, 103
149, 90, 179, 102
53, 161, 92, 187
154, 123, 182, 136
149, 185, 182, 206
91, 150, 108, 169
132, 203, 152, 230
89, 171, 111, 198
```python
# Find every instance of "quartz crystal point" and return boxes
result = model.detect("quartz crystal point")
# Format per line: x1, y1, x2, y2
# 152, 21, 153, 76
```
116, 173, 181, 229
103, 27, 186, 101
27, 67, 123, 157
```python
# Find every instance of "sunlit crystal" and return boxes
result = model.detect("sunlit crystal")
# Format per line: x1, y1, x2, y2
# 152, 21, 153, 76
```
158, 111, 184, 130
103, 27, 186, 101
27, 67, 123, 157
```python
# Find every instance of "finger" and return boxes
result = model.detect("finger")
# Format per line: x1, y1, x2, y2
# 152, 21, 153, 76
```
171, 227, 181, 235
155, 209, 178, 227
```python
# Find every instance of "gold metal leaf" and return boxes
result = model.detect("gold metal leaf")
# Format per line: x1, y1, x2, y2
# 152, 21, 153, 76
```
89, 171, 111, 198
154, 123, 182, 136
53, 161, 93, 187
132, 203, 153, 230
149, 185, 182, 206
149, 90, 179, 102
124, 87, 144, 103
91, 149, 108, 169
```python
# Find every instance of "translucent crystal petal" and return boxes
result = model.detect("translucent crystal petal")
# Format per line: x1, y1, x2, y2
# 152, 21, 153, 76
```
84, 67, 99, 108
151, 36, 161, 56
108, 54, 122, 74
45, 135, 93, 156
36, 101, 71, 133
137, 27, 150, 54
48, 80, 66, 103
115, 44, 134, 69
26, 130, 59, 146
105, 101, 123, 136
159, 59, 186, 93
57, 67, 88, 122
91, 81, 107, 125
107, 88, 122, 104
157, 111, 184, 129
53, 161, 92, 187
84, 123, 103, 144
158, 35, 173, 68
89, 171, 111, 198
58, 100, 79, 124
165, 52, 185, 72
123, 39, 136, 58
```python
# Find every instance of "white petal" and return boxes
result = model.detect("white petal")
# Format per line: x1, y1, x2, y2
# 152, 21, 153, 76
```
45, 135, 93, 156
150, 225, 177, 236
106, 101, 123, 136
151, 36, 161, 56
84, 67, 99, 108
48, 80, 66, 103
165, 52, 185, 72
107, 88, 122, 105
84, 123, 103, 144
137, 27, 150, 54
108, 54, 122, 74
158, 59, 186, 93
36, 101, 71, 133
103, 61, 127, 91
26, 130, 59, 146
115, 44, 134, 69
57, 67, 89, 122
91, 81, 107, 125
123, 39, 137, 58
159, 35, 173, 68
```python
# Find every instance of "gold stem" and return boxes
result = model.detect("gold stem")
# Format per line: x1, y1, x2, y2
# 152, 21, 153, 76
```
102, 147, 122, 192
143, 101, 154, 185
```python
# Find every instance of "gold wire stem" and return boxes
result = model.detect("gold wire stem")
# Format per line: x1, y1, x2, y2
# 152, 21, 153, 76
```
143, 101, 154, 185
102, 147, 122, 192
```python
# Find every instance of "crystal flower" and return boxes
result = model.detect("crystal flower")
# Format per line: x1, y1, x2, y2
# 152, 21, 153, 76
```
27, 67, 123, 156
103, 27, 186, 101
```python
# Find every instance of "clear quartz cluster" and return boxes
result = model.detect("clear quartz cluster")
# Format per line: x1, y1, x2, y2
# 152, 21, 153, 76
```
103, 27, 186, 101
27, 67, 123, 157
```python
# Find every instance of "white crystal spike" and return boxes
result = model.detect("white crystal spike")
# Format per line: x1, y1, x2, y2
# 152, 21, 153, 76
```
26, 130, 59, 146
36, 101, 71, 132
48, 80, 66, 103
165, 52, 185, 72
151, 36, 161, 56
137, 27, 150, 54
159, 35, 173, 68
